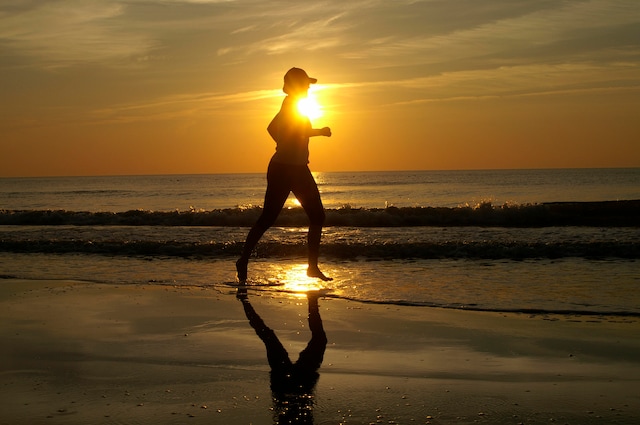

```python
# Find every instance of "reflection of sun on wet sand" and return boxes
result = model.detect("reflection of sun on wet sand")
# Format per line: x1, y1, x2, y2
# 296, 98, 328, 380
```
269, 263, 334, 294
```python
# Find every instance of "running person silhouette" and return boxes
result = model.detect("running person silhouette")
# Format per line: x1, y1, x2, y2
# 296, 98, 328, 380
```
236, 68, 333, 283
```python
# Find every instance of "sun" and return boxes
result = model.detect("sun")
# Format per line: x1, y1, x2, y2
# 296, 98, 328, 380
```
297, 93, 323, 120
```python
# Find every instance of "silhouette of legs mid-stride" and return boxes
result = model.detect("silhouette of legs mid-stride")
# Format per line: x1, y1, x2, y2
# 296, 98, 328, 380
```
236, 161, 331, 282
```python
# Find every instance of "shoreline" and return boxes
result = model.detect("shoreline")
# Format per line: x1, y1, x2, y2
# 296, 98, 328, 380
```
2, 279, 640, 424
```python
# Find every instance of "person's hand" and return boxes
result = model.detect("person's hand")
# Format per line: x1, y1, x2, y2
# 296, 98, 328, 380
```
320, 127, 332, 137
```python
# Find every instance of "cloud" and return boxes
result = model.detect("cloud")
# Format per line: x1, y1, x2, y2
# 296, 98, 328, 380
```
341, 0, 640, 68
159, 0, 236, 3
383, 62, 640, 105
214, 0, 414, 58
246, 13, 348, 55
87, 87, 284, 124
86, 81, 336, 124
319, 59, 640, 109
311, 0, 640, 104
0, 0, 372, 67
0, 0, 155, 67
3, 0, 638, 73
2, 0, 638, 122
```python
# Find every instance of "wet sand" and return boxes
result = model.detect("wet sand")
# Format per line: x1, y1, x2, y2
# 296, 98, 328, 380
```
1, 279, 639, 424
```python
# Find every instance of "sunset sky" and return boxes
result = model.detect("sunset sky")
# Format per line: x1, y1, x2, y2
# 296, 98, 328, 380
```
1, 0, 639, 177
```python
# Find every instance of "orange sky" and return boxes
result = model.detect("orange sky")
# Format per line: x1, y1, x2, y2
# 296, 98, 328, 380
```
1, 1, 639, 177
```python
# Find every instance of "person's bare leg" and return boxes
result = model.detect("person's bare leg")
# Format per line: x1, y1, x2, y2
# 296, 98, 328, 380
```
293, 165, 331, 281
236, 258, 248, 284
236, 225, 267, 283
237, 171, 290, 284
306, 224, 332, 281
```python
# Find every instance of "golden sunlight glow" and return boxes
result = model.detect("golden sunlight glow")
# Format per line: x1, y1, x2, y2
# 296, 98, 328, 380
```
268, 263, 327, 295
297, 94, 323, 119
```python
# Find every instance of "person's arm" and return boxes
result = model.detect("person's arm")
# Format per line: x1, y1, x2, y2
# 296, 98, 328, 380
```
308, 127, 331, 137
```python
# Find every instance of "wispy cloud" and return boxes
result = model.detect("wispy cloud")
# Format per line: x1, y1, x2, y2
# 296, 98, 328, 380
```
3, 0, 638, 72
213, 0, 407, 58
344, 0, 640, 68
0, 0, 156, 67
381, 62, 640, 105
222, 13, 348, 56
88, 87, 284, 124
318, 58, 640, 110
2, 1, 638, 119
310, 0, 640, 105
0, 0, 367, 68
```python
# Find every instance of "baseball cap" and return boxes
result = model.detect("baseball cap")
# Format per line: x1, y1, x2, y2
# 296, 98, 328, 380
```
284, 67, 317, 86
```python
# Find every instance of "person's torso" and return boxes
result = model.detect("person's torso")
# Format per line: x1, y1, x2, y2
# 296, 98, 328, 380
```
271, 97, 311, 165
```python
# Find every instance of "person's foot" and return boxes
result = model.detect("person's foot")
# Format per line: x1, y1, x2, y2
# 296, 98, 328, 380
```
236, 258, 248, 284
307, 265, 333, 281
236, 287, 248, 300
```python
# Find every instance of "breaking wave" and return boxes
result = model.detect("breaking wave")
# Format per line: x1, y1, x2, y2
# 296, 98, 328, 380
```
1, 201, 638, 260
1, 200, 639, 227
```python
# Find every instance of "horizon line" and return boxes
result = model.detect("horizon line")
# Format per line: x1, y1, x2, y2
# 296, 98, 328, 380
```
2, 166, 639, 179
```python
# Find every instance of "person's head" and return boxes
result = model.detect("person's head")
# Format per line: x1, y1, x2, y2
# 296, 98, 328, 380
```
283, 67, 317, 96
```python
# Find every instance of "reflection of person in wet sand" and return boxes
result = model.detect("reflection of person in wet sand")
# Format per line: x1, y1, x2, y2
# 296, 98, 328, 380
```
236, 67, 333, 284
237, 290, 327, 424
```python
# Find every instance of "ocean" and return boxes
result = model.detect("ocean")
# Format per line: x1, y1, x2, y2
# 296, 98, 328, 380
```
1, 168, 639, 317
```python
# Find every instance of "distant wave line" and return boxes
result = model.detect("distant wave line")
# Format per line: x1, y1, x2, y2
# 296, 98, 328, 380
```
1, 239, 638, 260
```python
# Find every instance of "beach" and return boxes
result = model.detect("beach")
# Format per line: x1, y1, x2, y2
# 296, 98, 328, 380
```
2, 278, 639, 425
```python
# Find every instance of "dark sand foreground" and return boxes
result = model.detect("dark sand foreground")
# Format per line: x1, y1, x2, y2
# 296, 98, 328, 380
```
1, 279, 639, 424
